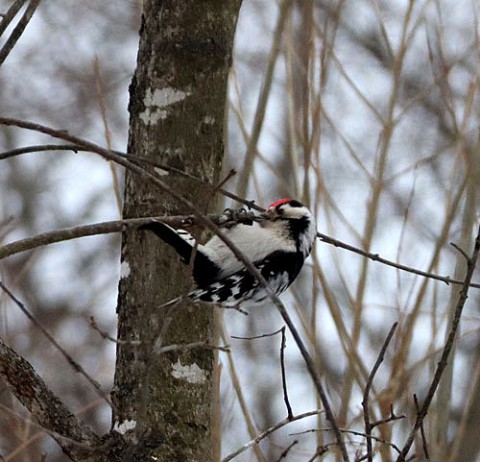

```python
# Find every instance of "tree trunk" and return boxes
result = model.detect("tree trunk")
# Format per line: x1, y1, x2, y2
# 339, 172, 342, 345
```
112, 2, 241, 461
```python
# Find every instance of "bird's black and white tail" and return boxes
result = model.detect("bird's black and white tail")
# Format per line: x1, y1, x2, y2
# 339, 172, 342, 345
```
140, 221, 221, 288
140, 221, 196, 262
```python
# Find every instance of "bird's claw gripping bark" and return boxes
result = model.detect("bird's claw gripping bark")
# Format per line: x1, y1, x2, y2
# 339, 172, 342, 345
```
219, 207, 255, 228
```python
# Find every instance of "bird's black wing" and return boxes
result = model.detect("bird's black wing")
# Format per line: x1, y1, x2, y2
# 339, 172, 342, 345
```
139, 221, 221, 287
188, 250, 304, 306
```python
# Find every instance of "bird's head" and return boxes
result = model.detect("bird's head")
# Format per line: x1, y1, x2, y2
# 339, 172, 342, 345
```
261, 198, 317, 257
262, 198, 312, 220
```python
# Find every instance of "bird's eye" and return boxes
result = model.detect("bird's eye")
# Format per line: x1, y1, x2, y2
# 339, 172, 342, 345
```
288, 200, 303, 208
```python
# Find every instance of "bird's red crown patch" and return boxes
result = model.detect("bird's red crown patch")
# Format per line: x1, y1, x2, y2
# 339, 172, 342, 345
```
268, 198, 293, 209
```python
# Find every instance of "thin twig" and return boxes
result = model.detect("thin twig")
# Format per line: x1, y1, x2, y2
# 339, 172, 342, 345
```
371, 405, 405, 429
413, 394, 429, 460
213, 168, 237, 192
292, 427, 403, 455
450, 242, 469, 261
231, 327, 284, 340
0, 143, 82, 160
306, 445, 329, 462
0, 0, 41, 66
93, 56, 122, 215
221, 410, 323, 462
231, 326, 293, 419
89, 316, 120, 343
0, 0, 28, 36
396, 222, 480, 460
274, 440, 298, 462
362, 322, 398, 462
219, 323, 267, 462
317, 231, 480, 290
154, 342, 230, 354
280, 326, 293, 420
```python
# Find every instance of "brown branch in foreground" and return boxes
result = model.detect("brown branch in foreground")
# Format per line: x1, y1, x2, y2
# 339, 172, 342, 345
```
0, 337, 100, 460
396, 222, 480, 461
0, 212, 257, 261
362, 322, 398, 462
221, 410, 323, 462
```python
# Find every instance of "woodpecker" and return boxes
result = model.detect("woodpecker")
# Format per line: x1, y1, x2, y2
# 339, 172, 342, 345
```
140, 199, 317, 307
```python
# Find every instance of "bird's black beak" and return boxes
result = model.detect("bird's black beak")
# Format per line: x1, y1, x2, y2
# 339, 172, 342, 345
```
259, 208, 275, 220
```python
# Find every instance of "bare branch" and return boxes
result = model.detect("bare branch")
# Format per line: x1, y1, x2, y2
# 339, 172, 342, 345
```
370, 405, 405, 429
154, 342, 230, 354
317, 232, 480, 290
221, 410, 323, 462
413, 394, 429, 460
293, 427, 403, 455
230, 327, 284, 340
0, 0, 41, 66
0, 0, 28, 36
362, 322, 398, 462
450, 242, 469, 261
0, 213, 257, 261
231, 327, 292, 419
396, 221, 480, 460
0, 143, 83, 160
306, 445, 329, 462
0, 337, 100, 460
236, 0, 293, 199
274, 439, 298, 462
280, 326, 293, 420
89, 316, 119, 343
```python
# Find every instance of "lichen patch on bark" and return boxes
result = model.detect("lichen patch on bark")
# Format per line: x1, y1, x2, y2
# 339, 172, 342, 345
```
171, 359, 207, 384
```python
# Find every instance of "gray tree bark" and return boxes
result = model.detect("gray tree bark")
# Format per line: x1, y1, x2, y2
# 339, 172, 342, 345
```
112, 2, 241, 462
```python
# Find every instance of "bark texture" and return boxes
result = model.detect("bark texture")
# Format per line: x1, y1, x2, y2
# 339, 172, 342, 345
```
112, 2, 241, 461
